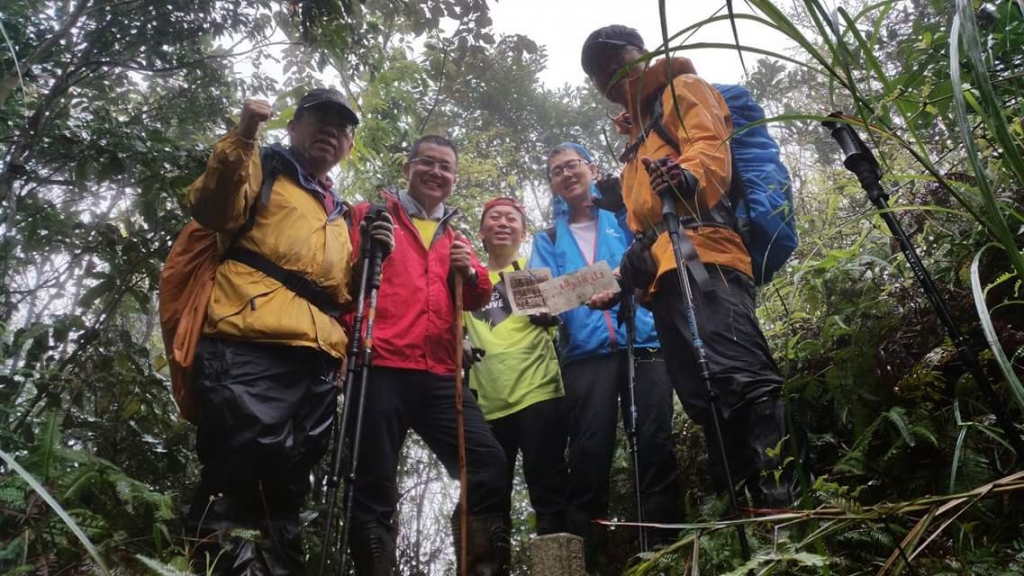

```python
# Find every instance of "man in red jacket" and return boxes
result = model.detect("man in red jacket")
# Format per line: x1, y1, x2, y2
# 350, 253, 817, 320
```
346, 135, 509, 575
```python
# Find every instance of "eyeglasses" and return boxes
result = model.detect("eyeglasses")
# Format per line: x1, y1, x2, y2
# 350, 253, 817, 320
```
548, 158, 589, 179
409, 156, 457, 175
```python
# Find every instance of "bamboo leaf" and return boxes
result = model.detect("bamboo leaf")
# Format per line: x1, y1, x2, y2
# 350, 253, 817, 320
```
954, 0, 1024, 187
951, 6, 1024, 283
35, 411, 60, 484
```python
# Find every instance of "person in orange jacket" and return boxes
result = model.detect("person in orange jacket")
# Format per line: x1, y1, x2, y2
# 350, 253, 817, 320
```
346, 136, 510, 575
581, 26, 794, 510
184, 88, 393, 575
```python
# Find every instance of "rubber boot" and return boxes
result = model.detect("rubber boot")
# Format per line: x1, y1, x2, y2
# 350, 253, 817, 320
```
701, 417, 748, 499
565, 508, 601, 575
451, 512, 511, 576
349, 522, 396, 576
744, 396, 796, 509
261, 520, 304, 575
187, 491, 264, 576
641, 488, 681, 549
188, 504, 306, 575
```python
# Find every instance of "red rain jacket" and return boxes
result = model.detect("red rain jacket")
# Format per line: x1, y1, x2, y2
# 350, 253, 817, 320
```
349, 192, 491, 376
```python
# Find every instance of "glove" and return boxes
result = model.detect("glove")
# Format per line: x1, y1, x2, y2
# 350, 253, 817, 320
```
593, 175, 625, 213
619, 234, 657, 292
529, 313, 561, 328
360, 210, 395, 260
640, 156, 698, 200
461, 339, 486, 369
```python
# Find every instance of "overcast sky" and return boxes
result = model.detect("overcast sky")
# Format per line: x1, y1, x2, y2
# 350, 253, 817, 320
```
488, 0, 797, 88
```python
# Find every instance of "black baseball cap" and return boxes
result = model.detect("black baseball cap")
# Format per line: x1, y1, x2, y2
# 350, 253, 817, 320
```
581, 25, 646, 76
296, 87, 359, 126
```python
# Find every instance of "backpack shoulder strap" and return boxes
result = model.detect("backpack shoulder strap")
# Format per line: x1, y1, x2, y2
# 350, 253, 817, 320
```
648, 95, 681, 155
232, 147, 281, 242
618, 89, 682, 163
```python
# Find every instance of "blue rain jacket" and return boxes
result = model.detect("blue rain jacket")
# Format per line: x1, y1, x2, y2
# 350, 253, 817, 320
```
529, 201, 661, 364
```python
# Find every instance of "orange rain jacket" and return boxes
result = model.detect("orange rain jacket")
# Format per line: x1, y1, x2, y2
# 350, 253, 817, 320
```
615, 57, 752, 291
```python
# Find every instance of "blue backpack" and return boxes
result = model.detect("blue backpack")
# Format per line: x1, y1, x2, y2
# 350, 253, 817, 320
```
642, 83, 798, 286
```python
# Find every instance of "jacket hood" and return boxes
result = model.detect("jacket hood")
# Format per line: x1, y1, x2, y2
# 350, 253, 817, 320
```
612, 56, 698, 137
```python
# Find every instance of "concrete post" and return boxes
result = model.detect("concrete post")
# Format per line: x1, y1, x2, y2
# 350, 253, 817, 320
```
529, 532, 586, 575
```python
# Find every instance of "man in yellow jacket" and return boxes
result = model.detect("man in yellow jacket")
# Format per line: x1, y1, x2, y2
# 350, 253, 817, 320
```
581, 27, 793, 510
184, 88, 393, 575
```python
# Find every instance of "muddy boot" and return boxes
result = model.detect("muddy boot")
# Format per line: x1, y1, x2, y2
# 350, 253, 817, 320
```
745, 396, 796, 509
348, 522, 396, 576
451, 512, 511, 576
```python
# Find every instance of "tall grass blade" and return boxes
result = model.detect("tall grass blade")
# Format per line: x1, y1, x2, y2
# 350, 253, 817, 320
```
725, 0, 748, 76
949, 400, 968, 493
970, 244, 1024, 414
0, 448, 111, 575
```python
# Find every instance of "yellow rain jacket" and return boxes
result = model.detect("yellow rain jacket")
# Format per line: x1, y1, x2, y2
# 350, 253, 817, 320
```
616, 58, 752, 292
187, 131, 354, 358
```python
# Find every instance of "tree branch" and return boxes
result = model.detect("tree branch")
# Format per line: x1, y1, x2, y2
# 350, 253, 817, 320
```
0, 0, 92, 107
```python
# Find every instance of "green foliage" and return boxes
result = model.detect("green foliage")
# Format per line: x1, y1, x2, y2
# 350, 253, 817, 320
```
2, 0, 1024, 573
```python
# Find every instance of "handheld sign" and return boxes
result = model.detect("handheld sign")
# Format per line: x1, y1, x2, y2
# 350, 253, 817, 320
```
504, 261, 620, 316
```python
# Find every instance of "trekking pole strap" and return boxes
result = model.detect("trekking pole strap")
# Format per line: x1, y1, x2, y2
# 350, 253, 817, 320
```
647, 219, 713, 293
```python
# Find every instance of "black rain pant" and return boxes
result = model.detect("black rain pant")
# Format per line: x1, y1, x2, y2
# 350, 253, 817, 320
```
348, 367, 508, 545
650, 266, 792, 506
561, 349, 681, 566
488, 397, 570, 535
186, 337, 339, 575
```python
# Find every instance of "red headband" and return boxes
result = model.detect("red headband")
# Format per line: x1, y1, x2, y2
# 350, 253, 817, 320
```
480, 197, 527, 226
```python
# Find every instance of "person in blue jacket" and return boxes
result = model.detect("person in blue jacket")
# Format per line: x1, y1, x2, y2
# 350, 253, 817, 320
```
530, 142, 680, 570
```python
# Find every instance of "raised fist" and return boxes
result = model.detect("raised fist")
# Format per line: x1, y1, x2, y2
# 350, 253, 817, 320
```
238, 99, 273, 140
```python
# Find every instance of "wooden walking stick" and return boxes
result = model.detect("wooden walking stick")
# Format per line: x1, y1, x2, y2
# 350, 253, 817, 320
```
453, 273, 469, 576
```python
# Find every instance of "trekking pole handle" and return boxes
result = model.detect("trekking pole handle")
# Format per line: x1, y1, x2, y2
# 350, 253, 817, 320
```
822, 112, 887, 201
364, 208, 392, 289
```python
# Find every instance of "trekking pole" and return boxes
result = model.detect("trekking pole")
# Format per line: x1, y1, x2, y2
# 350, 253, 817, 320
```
822, 113, 1024, 458
318, 208, 390, 576
657, 188, 753, 562
453, 273, 469, 576
620, 291, 648, 552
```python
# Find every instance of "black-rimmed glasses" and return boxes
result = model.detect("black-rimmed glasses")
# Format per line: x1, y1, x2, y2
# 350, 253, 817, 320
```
548, 158, 589, 179
409, 156, 457, 175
